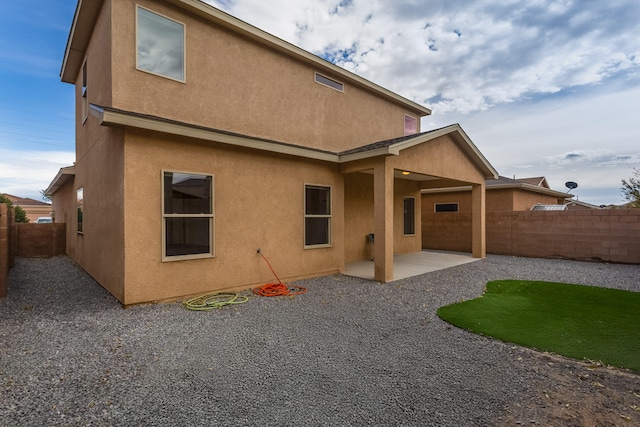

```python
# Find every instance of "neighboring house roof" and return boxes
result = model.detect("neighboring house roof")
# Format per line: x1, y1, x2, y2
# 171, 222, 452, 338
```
485, 175, 570, 199
1, 193, 50, 207
61, 0, 430, 117
422, 175, 572, 199
565, 200, 603, 209
513, 176, 549, 188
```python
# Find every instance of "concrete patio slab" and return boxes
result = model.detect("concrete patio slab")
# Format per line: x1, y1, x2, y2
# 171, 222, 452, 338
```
343, 250, 480, 281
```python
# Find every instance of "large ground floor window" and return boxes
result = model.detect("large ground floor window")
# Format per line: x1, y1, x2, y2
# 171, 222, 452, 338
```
162, 171, 214, 261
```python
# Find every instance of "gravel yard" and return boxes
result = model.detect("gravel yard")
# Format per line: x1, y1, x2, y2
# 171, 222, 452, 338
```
1, 255, 639, 426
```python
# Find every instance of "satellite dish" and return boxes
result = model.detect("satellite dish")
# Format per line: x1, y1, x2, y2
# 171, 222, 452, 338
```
565, 181, 578, 192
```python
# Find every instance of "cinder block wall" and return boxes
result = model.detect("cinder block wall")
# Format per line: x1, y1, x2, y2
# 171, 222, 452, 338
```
421, 211, 472, 252
423, 210, 640, 264
0, 204, 14, 297
16, 224, 66, 258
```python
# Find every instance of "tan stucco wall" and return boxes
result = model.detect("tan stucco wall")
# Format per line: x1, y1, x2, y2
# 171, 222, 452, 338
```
422, 192, 472, 213
121, 128, 345, 305
486, 189, 514, 211
109, 0, 421, 153
69, 122, 126, 302
422, 188, 565, 213
512, 191, 565, 210
64, 1, 125, 302
393, 179, 422, 254
51, 178, 76, 256
390, 135, 486, 184
343, 173, 421, 263
344, 173, 374, 262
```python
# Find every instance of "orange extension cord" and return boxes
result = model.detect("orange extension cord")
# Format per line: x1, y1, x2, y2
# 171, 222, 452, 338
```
253, 249, 306, 297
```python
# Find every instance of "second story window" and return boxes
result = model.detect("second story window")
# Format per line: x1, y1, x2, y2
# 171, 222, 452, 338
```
404, 114, 417, 136
136, 6, 185, 82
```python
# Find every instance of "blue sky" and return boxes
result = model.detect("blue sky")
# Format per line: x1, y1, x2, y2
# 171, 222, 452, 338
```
1, 0, 639, 206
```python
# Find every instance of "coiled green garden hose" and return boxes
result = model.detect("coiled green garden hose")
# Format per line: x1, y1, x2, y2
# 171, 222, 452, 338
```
183, 292, 248, 311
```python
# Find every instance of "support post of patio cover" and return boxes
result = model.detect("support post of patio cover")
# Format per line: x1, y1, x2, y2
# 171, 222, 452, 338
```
471, 182, 486, 258
373, 161, 394, 282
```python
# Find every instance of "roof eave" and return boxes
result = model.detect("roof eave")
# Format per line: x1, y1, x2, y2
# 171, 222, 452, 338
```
489, 182, 572, 198
390, 124, 498, 179
60, 0, 104, 84
45, 166, 76, 196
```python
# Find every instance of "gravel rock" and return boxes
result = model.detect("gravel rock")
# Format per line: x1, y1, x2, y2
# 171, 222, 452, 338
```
1, 255, 638, 426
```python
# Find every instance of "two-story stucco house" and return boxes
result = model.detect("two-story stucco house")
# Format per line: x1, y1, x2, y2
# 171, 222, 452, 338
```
46, 0, 498, 305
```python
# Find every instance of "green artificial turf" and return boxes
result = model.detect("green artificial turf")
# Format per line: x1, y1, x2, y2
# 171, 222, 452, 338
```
437, 280, 640, 372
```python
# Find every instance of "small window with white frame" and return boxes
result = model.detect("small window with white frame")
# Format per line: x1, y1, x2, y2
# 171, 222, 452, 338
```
136, 6, 185, 82
404, 114, 417, 136
314, 72, 344, 92
162, 171, 214, 261
435, 203, 459, 212
304, 184, 332, 247
403, 197, 416, 235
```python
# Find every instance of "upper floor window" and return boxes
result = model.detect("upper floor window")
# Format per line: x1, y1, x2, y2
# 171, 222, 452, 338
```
404, 114, 417, 136
136, 6, 185, 82
304, 185, 332, 248
315, 72, 344, 92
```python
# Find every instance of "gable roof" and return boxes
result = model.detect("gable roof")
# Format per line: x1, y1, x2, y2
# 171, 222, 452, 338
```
565, 200, 603, 209
1, 194, 50, 207
516, 176, 549, 188
61, 0, 430, 116
87, 105, 496, 179
485, 175, 568, 197
423, 174, 572, 198
487, 176, 550, 188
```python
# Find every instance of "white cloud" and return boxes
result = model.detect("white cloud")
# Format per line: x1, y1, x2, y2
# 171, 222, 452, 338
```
0, 148, 74, 199
28, 0, 634, 207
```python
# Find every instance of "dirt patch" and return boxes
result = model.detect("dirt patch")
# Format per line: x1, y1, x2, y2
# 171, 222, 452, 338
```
497, 349, 640, 426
